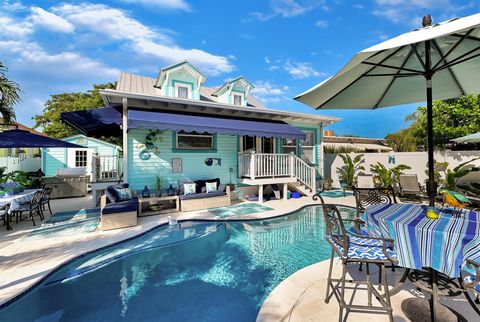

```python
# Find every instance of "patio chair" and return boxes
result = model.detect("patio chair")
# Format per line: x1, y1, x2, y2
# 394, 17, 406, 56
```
0, 204, 10, 229
462, 259, 480, 316
352, 186, 397, 220
40, 186, 54, 216
13, 190, 44, 226
398, 174, 422, 200
321, 202, 398, 322
356, 174, 375, 188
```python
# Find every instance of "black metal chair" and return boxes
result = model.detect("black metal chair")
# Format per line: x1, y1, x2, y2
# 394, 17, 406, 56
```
0, 203, 11, 230
462, 259, 480, 316
40, 187, 54, 216
352, 186, 397, 220
320, 200, 398, 322
13, 191, 44, 226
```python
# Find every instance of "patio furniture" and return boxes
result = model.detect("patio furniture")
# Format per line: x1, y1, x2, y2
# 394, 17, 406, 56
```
364, 203, 480, 321
461, 259, 480, 316
138, 195, 180, 216
0, 204, 10, 230
40, 187, 54, 216
398, 174, 422, 200
352, 186, 397, 220
177, 179, 231, 212
0, 189, 42, 230
12, 190, 44, 226
100, 184, 138, 230
321, 202, 398, 322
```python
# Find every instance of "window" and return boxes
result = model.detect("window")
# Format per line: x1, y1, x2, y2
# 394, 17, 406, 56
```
176, 131, 214, 150
75, 150, 88, 168
233, 94, 243, 106
282, 138, 297, 155
261, 137, 274, 153
301, 130, 315, 164
242, 136, 256, 152
177, 85, 189, 99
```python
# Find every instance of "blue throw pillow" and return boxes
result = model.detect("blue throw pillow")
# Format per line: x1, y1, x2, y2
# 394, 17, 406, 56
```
113, 188, 133, 202
105, 183, 129, 203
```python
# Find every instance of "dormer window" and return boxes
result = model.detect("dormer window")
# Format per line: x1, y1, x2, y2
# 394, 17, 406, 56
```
233, 93, 243, 106
175, 83, 191, 99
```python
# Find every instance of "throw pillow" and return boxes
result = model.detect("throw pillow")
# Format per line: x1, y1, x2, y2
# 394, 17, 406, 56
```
105, 183, 129, 203
113, 188, 133, 202
183, 183, 196, 195
205, 181, 217, 193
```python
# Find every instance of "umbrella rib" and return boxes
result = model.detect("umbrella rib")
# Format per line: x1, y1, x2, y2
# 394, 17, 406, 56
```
451, 33, 480, 43
373, 47, 415, 108
362, 61, 423, 74
431, 28, 473, 70
436, 48, 480, 72
315, 46, 406, 109
431, 39, 466, 96
410, 44, 427, 72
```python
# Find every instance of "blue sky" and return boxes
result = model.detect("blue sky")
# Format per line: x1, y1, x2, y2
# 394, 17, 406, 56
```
0, 0, 478, 137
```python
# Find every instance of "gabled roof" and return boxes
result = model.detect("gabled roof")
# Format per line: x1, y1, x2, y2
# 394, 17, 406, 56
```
0, 118, 46, 136
62, 134, 121, 150
155, 61, 207, 88
212, 76, 254, 97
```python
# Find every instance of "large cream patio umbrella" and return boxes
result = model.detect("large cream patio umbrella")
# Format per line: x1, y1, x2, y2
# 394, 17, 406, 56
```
295, 13, 480, 207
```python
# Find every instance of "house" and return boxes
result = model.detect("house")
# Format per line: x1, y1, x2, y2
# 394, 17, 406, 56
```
43, 134, 121, 180
323, 130, 392, 153
61, 61, 340, 204
0, 119, 43, 173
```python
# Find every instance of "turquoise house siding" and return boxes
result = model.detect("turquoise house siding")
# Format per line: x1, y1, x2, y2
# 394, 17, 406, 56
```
63, 136, 118, 156
164, 69, 200, 100
127, 129, 238, 191
43, 148, 67, 176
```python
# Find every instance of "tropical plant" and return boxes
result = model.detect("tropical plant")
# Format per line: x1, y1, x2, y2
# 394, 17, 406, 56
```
443, 158, 480, 191
370, 162, 411, 188
424, 160, 448, 187
336, 154, 365, 188
0, 62, 20, 123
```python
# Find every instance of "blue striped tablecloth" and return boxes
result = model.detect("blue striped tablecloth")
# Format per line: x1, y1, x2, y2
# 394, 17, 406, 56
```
364, 203, 480, 278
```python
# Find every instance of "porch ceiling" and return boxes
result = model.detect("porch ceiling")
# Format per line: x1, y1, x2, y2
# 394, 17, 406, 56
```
100, 89, 340, 126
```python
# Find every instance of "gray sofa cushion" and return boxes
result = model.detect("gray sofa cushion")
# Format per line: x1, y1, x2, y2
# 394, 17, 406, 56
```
179, 190, 226, 201
102, 199, 137, 215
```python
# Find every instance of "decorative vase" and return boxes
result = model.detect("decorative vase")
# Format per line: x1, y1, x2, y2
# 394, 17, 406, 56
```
142, 186, 150, 198
167, 184, 175, 196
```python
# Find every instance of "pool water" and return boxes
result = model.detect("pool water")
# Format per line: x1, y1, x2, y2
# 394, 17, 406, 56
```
1, 205, 355, 322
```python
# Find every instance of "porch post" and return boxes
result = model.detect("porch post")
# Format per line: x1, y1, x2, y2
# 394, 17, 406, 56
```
250, 150, 256, 180
258, 184, 263, 203
289, 152, 295, 177
122, 97, 128, 183
283, 183, 288, 200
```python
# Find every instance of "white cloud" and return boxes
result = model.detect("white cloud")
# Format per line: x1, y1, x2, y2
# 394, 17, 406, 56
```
121, 0, 191, 11
251, 80, 289, 104
30, 7, 74, 33
246, 0, 327, 22
265, 56, 271, 64
314, 20, 328, 28
283, 60, 323, 79
0, 15, 32, 38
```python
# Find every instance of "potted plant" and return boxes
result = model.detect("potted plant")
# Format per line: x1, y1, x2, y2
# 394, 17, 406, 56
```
155, 176, 162, 196
336, 153, 365, 189
324, 178, 333, 190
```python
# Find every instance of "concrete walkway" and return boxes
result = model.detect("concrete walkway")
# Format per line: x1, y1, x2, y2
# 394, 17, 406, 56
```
257, 259, 478, 321
0, 193, 352, 306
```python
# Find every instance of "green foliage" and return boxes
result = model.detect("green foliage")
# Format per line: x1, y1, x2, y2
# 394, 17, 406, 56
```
336, 154, 365, 188
385, 95, 480, 149
424, 160, 448, 186
33, 83, 118, 145
370, 162, 411, 188
324, 145, 363, 154
0, 170, 32, 187
0, 62, 21, 123
443, 158, 480, 191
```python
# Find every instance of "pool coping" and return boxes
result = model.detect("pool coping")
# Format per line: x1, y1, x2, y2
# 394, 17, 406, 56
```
0, 198, 354, 309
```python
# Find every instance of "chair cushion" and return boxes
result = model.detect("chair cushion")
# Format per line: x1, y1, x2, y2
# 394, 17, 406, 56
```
179, 191, 226, 201
105, 183, 129, 203
183, 183, 196, 195
327, 235, 397, 261
102, 199, 137, 215
178, 180, 193, 195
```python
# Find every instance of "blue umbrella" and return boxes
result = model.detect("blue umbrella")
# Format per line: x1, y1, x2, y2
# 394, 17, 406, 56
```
0, 129, 83, 148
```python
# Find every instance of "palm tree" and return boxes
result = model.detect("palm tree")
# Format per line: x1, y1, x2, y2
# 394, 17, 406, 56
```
0, 62, 20, 123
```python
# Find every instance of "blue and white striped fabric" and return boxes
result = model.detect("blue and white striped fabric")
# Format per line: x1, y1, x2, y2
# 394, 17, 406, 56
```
364, 204, 480, 278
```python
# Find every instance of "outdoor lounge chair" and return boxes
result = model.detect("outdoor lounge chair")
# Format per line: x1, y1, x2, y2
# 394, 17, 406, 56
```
398, 174, 422, 199
321, 201, 398, 322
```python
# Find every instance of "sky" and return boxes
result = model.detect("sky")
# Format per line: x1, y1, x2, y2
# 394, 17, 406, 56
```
0, 0, 478, 138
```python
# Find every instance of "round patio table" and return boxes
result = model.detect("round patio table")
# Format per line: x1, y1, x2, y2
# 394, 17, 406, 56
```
364, 203, 480, 321
0, 189, 41, 230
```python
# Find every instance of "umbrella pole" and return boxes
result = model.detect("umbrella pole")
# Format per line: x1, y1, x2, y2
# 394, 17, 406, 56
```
425, 40, 436, 208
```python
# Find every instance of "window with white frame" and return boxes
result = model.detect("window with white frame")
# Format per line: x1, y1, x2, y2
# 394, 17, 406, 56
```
233, 93, 243, 106
282, 138, 297, 155
176, 131, 213, 150
175, 83, 191, 99
75, 150, 88, 168
301, 130, 315, 164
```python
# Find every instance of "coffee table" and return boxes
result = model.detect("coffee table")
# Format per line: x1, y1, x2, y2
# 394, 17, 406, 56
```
138, 195, 180, 217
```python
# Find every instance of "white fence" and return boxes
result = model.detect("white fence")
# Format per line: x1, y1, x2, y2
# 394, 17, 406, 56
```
92, 155, 123, 182
0, 156, 42, 173
325, 151, 480, 188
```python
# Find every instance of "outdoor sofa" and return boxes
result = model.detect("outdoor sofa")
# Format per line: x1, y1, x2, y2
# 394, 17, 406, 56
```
178, 178, 231, 212
100, 183, 138, 230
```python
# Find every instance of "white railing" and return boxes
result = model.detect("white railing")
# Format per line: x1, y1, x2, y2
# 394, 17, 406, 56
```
0, 156, 41, 173
92, 155, 123, 182
238, 151, 316, 192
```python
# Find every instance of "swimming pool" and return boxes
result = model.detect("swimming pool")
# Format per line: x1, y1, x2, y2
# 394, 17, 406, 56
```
1, 205, 355, 322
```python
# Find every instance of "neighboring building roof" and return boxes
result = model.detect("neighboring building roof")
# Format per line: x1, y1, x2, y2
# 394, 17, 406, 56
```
212, 76, 254, 97
61, 134, 121, 150
323, 142, 393, 152
116, 72, 267, 109
0, 118, 46, 136
323, 134, 392, 152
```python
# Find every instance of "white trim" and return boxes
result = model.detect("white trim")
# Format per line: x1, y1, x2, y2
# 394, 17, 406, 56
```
233, 93, 243, 106
62, 134, 121, 151
174, 82, 192, 99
